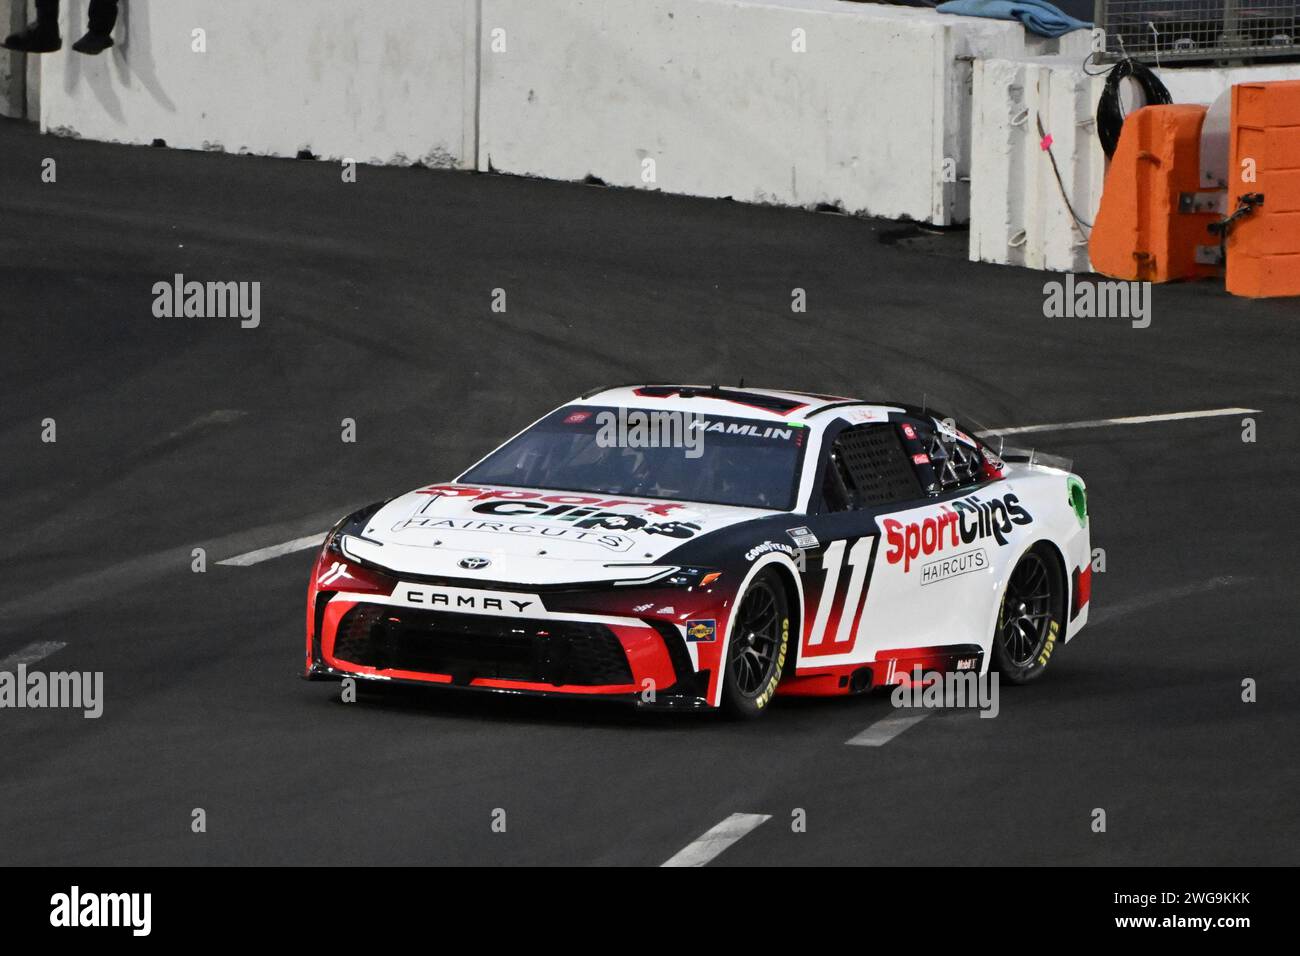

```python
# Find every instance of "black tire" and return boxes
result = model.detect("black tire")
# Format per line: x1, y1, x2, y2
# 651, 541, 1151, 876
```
721, 569, 791, 718
991, 544, 1065, 684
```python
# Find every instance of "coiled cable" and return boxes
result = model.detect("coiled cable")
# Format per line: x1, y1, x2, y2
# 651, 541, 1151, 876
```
1094, 55, 1172, 159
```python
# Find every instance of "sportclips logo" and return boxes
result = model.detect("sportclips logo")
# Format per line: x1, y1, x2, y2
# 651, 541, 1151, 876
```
883, 493, 1032, 572
418, 485, 686, 515
415, 486, 702, 540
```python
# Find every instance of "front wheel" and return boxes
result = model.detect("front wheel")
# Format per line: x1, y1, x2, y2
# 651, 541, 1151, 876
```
721, 570, 790, 718
991, 544, 1065, 684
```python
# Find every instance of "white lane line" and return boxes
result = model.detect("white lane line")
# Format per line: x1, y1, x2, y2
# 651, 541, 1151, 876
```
846, 710, 932, 747
217, 533, 327, 567
661, 812, 772, 867
0, 641, 67, 671
979, 407, 1259, 437
1088, 575, 1242, 628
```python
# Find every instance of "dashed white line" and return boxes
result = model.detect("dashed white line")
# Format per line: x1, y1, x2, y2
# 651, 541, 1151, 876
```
661, 812, 772, 867
217, 533, 327, 567
979, 407, 1259, 438
846, 710, 932, 747
0, 641, 67, 672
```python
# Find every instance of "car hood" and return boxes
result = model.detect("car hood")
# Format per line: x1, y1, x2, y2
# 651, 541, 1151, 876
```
337, 483, 771, 586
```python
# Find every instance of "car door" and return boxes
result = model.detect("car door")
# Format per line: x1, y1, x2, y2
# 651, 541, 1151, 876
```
859, 413, 1014, 675
798, 414, 1010, 677
796, 420, 927, 669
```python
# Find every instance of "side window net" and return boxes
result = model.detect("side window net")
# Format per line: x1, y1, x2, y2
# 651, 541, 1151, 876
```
832, 424, 922, 508
920, 423, 984, 494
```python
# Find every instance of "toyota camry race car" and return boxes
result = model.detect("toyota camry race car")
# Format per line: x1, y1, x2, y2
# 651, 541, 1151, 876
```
305, 385, 1092, 717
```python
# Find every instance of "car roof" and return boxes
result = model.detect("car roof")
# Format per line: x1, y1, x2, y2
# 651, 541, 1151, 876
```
574, 384, 907, 423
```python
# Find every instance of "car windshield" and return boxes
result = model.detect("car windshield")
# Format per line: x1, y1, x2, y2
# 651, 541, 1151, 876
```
459, 405, 808, 510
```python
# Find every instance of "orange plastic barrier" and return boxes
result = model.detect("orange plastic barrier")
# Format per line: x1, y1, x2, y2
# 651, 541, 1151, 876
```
1227, 80, 1300, 298
1089, 104, 1222, 283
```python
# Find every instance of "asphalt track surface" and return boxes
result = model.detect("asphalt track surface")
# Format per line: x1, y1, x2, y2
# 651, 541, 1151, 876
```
2, 117, 1297, 866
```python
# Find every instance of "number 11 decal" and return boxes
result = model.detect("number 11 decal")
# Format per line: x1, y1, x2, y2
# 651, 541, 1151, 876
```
807, 536, 878, 649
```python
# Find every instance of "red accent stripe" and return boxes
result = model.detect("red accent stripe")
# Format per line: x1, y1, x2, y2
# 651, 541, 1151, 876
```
630, 387, 809, 417
320, 600, 672, 697
1074, 564, 1093, 615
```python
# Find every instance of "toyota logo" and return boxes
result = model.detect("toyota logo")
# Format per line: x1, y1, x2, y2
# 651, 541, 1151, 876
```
458, 557, 491, 570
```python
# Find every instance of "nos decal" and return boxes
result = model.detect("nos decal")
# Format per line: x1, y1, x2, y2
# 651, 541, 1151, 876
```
803, 536, 879, 657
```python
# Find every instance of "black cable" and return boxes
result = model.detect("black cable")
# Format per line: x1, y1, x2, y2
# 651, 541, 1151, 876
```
1096, 56, 1172, 159
1082, 50, 1112, 77
1035, 114, 1093, 235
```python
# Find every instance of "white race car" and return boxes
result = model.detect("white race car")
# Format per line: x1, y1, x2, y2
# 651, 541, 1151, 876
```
305, 385, 1091, 717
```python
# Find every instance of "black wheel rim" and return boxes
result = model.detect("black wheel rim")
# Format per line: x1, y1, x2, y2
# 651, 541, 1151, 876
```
729, 581, 782, 697
999, 553, 1054, 668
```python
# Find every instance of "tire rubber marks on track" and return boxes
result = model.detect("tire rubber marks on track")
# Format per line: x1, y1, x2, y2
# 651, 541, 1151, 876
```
1088, 575, 1242, 627
660, 812, 772, 867
0, 641, 67, 671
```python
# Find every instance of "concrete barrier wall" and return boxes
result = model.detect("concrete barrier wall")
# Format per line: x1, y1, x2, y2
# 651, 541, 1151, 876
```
970, 56, 1100, 273
36, 0, 478, 167
971, 57, 1300, 273
1, 0, 26, 119
478, 0, 1058, 225
27, 0, 1092, 225
27, 0, 1292, 242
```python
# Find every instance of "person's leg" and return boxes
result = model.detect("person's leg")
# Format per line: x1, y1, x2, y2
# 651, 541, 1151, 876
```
86, 0, 119, 36
3, 0, 62, 52
73, 0, 118, 54
35, 0, 61, 30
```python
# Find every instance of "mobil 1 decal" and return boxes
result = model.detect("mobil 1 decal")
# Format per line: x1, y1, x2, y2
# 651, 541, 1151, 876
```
803, 536, 879, 658
881, 492, 1032, 582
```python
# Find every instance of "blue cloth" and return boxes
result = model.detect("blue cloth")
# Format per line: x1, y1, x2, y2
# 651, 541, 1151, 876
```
936, 0, 1092, 38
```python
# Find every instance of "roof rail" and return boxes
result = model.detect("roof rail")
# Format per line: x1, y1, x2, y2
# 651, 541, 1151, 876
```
578, 382, 654, 399
803, 400, 868, 419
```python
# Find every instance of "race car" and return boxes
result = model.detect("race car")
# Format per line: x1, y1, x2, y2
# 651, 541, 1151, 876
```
304, 385, 1092, 717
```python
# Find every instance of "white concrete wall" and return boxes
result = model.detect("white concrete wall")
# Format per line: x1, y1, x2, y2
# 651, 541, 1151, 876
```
970, 56, 1300, 273
25, 22, 37, 118
37, 0, 478, 167
26, 0, 1103, 226
1, 0, 26, 119
970, 56, 1101, 273
1156, 63, 1300, 107
478, 0, 1051, 225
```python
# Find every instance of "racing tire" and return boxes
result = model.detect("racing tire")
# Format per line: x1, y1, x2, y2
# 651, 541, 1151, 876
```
721, 569, 791, 719
991, 543, 1065, 684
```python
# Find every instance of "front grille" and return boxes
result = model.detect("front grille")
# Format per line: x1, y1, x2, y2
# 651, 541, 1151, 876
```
331, 605, 634, 687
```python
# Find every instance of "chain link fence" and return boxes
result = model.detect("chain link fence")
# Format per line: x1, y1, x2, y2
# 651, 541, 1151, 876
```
1095, 0, 1300, 62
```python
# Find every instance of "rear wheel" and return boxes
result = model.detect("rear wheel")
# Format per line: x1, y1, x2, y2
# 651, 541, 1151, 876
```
721, 570, 790, 718
991, 544, 1064, 684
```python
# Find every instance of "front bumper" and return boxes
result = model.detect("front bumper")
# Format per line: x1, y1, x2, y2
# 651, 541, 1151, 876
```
307, 594, 716, 709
